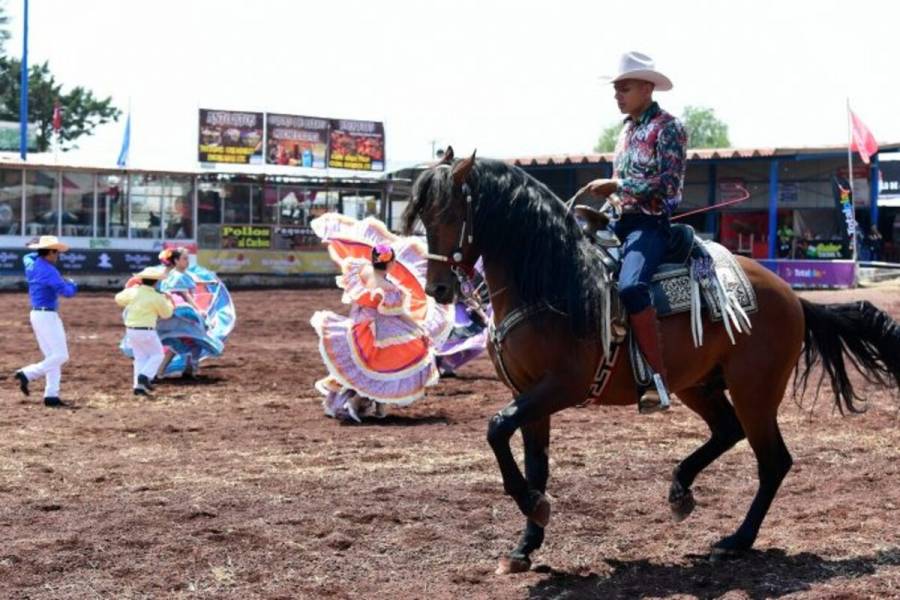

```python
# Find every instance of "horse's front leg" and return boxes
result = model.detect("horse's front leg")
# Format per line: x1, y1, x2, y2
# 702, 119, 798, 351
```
496, 417, 551, 575
486, 377, 570, 573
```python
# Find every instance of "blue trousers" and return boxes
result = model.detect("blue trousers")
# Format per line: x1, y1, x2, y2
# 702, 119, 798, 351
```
614, 213, 671, 314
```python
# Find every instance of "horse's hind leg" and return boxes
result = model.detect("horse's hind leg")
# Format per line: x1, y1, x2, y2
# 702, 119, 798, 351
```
712, 369, 793, 559
497, 417, 551, 574
670, 377, 745, 522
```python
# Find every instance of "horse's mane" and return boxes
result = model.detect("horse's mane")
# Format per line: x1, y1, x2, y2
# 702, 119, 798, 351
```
404, 158, 605, 338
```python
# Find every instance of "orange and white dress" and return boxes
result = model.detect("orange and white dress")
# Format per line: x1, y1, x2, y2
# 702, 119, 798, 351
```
310, 214, 452, 406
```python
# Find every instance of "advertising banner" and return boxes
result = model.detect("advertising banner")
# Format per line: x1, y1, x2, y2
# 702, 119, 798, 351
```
832, 175, 857, 256
220, 225, 273, 249
759, 259, 856, 289
878, 160, 900, 199
265, 114, 329, 168
0, 248, 159, 274
197, 249, 337, 275
273, 225, 321, 249
198, 109, 264, 164
327, 119, 385, 171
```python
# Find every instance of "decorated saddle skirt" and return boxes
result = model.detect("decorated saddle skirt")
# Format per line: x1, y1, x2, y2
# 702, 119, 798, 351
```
645, 241, 757, 323
584, 229, 759, 401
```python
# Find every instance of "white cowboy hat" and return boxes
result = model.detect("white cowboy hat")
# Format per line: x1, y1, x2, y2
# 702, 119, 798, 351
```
133, 266, 168, 280
603, 51, 673, 91
27, 235, 69, 252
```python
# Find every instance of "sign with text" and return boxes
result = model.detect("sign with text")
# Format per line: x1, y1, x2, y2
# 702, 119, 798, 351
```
327, 119, 385, 171
265, 114, 329, 168
879, 160, 900, 197
220, 225, 273, 249
0, 248, 159, 274
198, 109, 264, 165
197, 249, 337, 275
759, 259, 856, 289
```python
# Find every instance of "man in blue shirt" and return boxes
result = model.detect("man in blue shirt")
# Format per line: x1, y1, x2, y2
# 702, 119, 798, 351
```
15, 236, 78, 407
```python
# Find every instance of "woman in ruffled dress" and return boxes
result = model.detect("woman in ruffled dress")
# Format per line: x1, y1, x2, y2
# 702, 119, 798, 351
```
310, 214, 452, 423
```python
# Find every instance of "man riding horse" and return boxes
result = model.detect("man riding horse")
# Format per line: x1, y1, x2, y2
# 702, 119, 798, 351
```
585, 51, 688, 413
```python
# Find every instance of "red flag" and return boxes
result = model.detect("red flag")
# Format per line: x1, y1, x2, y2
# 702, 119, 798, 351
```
849, 109, 878, 164
52, 102, 62, 132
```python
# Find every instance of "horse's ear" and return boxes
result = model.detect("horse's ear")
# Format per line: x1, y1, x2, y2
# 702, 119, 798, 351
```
437, 146, 454, 165
451, 149, 476, 187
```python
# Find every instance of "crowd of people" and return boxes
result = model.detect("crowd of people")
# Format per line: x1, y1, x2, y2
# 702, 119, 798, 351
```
777, 219, 886, 261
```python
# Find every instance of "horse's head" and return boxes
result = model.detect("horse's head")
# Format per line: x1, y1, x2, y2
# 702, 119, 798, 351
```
403, 146, 480, 304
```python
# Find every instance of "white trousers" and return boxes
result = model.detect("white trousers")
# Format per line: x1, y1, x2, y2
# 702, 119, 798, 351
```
127, 329, 164, 388
21, 311, 70, 398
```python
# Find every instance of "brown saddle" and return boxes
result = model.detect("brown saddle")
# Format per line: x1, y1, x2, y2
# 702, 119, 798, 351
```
573, 205, 611, 240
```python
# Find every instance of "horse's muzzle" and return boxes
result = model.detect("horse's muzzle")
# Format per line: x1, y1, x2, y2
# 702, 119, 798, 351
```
426, 282, 454, 304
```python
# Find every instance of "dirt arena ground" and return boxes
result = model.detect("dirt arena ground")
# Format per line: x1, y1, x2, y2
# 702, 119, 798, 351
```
0, 283, 898, 599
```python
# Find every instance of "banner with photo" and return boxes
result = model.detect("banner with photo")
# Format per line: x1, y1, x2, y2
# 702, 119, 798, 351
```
265, 114, 329, 168
327, 119, 385, 171
198, 109, 264, 165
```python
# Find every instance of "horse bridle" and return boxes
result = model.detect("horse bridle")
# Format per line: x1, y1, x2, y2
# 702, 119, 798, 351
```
423, 182, 475, 271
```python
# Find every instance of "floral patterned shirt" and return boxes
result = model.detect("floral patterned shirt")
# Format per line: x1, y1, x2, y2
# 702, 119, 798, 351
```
614, 102, 687, 216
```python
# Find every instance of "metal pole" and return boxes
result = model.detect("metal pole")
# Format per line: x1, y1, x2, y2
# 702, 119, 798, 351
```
767, 160, 779, 259
869, 155, 880, 234
19, 0, 28, 160
846, 98, 857, 264
19, 167, 25, 236
705, 162, 718, 238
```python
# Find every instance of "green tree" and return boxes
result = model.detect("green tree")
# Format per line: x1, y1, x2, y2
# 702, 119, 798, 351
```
0, 56, 121, 151
595, 105, 731, 153
0, 2, 9, 55
681, 105, 729, 149
594, 121, 623, 153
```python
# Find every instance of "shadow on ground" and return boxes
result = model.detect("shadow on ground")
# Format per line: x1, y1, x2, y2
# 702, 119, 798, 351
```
527, 547, 900, 600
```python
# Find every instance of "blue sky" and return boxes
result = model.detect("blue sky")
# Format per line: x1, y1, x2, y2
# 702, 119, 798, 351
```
3, 0, 898, 170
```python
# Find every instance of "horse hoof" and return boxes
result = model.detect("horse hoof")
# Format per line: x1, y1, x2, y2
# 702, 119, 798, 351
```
528, 494, 551, 528
496, 556, 531, 575
669, 488, 696, 523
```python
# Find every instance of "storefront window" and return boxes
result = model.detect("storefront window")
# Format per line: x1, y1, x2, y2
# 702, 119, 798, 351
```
340, 192, 380, 221
129, 174, 165, 239
164, 176, 194, 239
276, 186, 313, 225
24, 170, 59, 237
259, 185, 280, 224
223, 184, 251, 223
311, 190, 339, 221
0, 168, 22, 235
60, 172, 94, 237
197, 182, 223, 249
248, 184, 263, 224
270, 188, 311, 249
97, 175, 128, 238
198, 184, 223, 225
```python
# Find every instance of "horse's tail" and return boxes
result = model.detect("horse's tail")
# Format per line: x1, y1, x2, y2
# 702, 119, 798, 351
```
797, 299, 900, 413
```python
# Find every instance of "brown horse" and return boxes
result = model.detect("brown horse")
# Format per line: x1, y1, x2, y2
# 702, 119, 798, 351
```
403, 149, 900, 574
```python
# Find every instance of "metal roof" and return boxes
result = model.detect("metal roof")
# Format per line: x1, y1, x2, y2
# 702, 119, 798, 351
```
508, 143, 900, 167
0, 152, 388, 185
